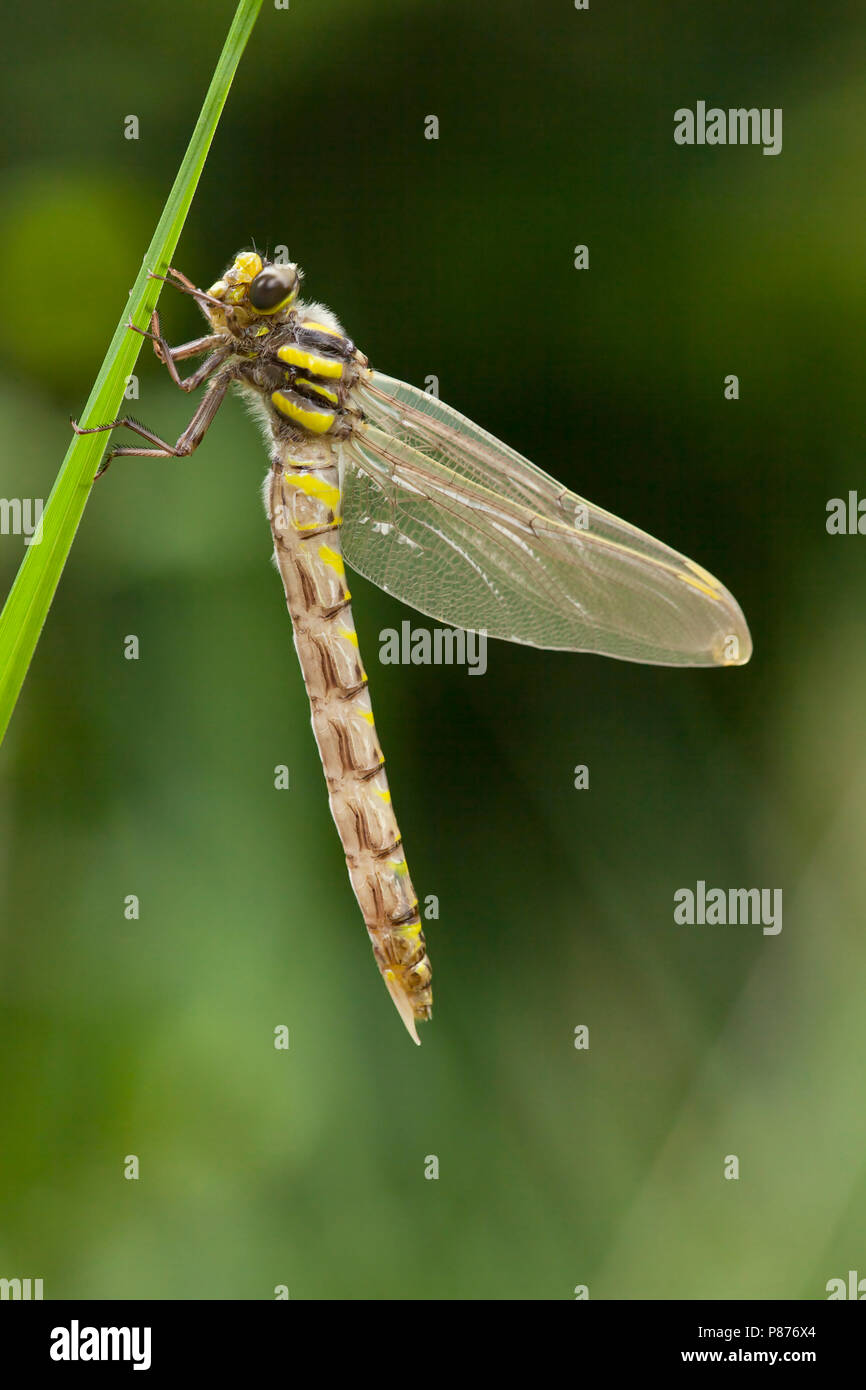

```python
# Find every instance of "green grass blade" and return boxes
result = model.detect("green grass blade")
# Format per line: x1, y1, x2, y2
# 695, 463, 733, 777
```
0, 0, 263, 748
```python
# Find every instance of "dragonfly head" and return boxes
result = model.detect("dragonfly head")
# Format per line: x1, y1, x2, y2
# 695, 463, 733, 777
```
205, 251, 300, 334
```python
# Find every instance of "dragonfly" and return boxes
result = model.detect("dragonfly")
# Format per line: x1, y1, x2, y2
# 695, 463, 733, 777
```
73, 250, 752, 1044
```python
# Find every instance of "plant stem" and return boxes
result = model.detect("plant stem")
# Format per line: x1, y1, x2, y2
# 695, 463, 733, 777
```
0, 0, 263, 747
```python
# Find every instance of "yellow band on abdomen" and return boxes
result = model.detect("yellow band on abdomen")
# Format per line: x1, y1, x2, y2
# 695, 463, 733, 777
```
283, 472, 341, 511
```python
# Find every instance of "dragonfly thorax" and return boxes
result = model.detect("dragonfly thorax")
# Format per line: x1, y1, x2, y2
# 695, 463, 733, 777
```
205, 253, 365, 441
232, 312, 362, 441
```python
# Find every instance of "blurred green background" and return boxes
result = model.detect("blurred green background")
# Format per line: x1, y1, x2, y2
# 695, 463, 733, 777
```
2, 0, 865, 1300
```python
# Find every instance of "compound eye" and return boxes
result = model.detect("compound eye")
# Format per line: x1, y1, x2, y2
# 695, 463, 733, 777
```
248, 266, 299, 313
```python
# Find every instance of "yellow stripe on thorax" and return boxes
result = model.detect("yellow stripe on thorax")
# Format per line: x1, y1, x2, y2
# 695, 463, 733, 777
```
300, 319, 342, 336
277, 344, 344, 379
272, 390, 336, 434
295, 377, 339, 405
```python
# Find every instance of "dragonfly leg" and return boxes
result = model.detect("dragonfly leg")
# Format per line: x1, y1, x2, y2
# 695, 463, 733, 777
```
71, 373, 231, 479
162, 265, 198, 294
147, 267, 224, 315
127, 314, 227, 390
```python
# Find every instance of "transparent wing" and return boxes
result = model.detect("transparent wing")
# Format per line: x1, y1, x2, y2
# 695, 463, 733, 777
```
338, 370, 751, 667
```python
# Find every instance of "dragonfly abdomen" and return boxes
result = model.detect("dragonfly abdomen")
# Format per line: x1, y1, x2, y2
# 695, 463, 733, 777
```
266, 441, 432, 1042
